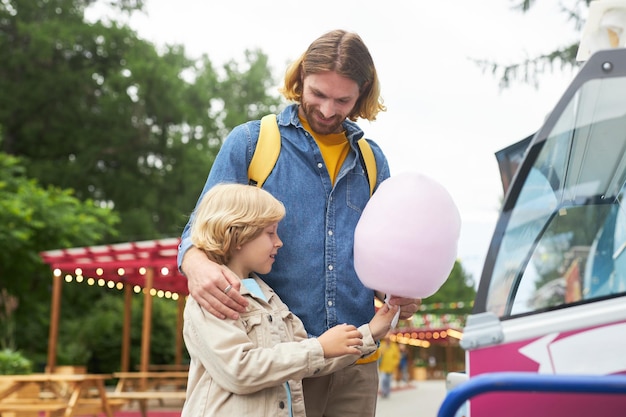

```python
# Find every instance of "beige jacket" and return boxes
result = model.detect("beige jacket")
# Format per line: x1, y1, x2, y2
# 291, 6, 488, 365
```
181, 275, 378, 417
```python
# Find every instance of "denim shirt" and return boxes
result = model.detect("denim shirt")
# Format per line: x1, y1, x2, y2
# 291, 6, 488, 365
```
178, 104, 391, 337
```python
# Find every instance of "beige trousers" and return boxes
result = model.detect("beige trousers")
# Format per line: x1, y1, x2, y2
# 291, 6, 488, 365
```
303, 361, 379, 417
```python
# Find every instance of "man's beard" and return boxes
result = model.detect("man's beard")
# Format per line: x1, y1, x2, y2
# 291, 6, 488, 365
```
300, 101, 344, 135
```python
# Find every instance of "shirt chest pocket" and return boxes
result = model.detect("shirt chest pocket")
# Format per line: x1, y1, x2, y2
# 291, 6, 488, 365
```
346, 171, 371, 212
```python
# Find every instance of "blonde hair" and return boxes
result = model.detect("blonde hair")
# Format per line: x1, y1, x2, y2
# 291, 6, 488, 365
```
190, 183, 286, 265
280, 29, 386, 122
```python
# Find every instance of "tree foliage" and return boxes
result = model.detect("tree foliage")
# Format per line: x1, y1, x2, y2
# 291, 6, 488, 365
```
0, 0, 281, 369
0, 149, 119, 361
0, 0, 282, 243
422, 261, 476, 316
0, 152, 118, 291
477, 0, 591, 88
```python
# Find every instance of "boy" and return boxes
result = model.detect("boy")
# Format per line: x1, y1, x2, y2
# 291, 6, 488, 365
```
182, 183, 398, 416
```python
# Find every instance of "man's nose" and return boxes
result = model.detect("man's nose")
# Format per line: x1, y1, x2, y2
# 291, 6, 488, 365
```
319, 100, 335, 118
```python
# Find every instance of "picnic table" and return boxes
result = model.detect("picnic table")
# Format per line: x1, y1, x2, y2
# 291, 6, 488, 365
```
108, 371, 188, 417
0, 373, 126, 417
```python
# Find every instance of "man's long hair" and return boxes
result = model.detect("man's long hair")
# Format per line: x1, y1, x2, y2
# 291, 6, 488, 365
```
280, 29, 386, 122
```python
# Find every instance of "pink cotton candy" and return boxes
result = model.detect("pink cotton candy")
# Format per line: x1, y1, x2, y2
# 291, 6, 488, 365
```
354, 172, 461, 298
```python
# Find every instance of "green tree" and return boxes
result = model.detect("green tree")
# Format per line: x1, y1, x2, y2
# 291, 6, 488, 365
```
78, 294, 182, 374
0, 152, 118, 290
478, 0, 588, 88
422, 261, 476, 316
0, 150, 118, 361
218, 49, 283, 130
0, 0, 282, 242
0, 0, 281, 368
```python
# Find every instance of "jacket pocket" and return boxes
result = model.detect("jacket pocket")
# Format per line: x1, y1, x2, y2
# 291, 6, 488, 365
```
279, 309, 296, 340
242, 312, 266, 346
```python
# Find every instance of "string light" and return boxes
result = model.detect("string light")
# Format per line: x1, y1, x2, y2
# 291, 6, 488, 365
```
50, 267, 185, 300
418, 300, 473, 312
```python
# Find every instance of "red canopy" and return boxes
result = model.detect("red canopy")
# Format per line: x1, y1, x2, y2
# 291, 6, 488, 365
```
40, 238, 188, 295
40, 238, 189, 372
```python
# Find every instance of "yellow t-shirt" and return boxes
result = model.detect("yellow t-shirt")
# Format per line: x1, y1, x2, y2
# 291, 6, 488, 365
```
300, 117, 350, 185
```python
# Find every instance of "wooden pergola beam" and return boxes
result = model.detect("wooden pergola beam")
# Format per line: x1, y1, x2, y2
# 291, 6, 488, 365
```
46, 273, 63, 372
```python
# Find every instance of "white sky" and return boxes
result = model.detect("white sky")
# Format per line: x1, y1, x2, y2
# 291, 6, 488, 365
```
87, 0, 583, 284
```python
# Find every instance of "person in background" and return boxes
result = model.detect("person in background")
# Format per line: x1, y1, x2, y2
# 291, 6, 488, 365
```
398, 343, 411, 387
182, 183, 399, 416
428, 355, 438, 379
178, 29, 420, 416
378, 336, 401, 398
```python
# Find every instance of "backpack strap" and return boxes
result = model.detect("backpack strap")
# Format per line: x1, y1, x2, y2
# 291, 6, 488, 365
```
248, 113, 377, 196
357, 138, 377, 196
248, 114, 281, 188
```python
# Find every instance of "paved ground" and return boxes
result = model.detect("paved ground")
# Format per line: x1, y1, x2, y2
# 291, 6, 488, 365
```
376, 380, 448, 417
123, 379, 450, 417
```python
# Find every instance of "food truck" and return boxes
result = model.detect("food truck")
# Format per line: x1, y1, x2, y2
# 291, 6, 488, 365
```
448, 5, 626, 416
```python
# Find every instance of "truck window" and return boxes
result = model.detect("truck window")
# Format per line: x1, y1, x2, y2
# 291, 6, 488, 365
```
485, 76, 626, 318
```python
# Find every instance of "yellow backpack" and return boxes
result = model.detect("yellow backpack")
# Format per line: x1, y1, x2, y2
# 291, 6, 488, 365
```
248, 114, 377, 196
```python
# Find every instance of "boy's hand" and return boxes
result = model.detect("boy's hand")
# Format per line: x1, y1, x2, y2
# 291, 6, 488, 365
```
317, 324, 363, 358
369, 303, 400, 341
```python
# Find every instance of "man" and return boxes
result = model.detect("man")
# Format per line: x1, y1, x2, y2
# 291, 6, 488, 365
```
178, 29, 419, 417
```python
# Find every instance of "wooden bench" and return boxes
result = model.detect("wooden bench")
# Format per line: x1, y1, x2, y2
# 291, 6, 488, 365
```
0, 373, 121, 417
107, 391, 187, 401
0, 398, 127, 415
0, 400, 67, 413
111, 372, 187, 417
69, 398, 128, 415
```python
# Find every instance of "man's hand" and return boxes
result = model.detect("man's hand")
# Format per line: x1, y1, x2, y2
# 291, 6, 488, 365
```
387, 295, 420, 320
182, 247, 248, 320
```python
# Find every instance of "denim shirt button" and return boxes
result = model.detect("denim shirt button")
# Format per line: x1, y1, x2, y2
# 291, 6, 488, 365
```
328, 229, 333, 236
328, 264, 333, 271
317, 162, 323, 169
327, 300, 333, 307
